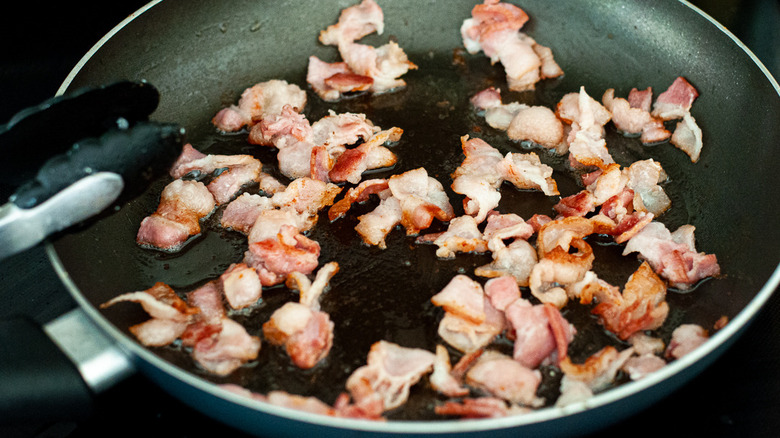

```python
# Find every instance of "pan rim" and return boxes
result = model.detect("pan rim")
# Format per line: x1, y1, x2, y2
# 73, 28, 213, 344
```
49, 0, 780, 434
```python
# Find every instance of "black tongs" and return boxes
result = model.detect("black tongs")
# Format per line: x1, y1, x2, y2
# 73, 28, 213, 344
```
0, 81, 184, 260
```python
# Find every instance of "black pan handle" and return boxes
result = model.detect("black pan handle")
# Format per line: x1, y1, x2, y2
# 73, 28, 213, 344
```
0, 309, 135, 424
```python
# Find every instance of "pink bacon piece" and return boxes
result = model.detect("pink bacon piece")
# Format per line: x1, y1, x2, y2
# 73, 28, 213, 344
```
136, 179, 216, 252
212, 79, 307, 132
244, 225, 321, 286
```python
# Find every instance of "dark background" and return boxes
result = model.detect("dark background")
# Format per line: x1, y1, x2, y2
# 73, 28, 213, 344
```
0, 1, 778, 437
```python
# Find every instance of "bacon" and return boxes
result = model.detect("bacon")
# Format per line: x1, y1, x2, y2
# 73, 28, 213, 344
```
536, 216, 595, 256
355, 191, 402, 249
220, 263, 263, 310
469, 86, 503, 111
451, 136, 505, 223
387, 168, 455, 235
529, 238, 594, 308
670, 112, 703, 162
247, 207, 316, 244
476, 239, 538, 286
100, 283, 198, 346
244, 225, 321, 286
622, 354, 666, 380
191, 318, 261, 376
557, 87, 614, 169
271, 177, 342, 216
263, 263, 339, 369
666, 324, 709, 359
559, 345, 635, 392
623, 222, 720, 289
345, 341, 436, 412
338, 41, 418, 94
328, 127, 401, 184
169, 143, 266, 204
498, 151, 559, 196
418, 215, 488, 259
431, 275, 486, 324
624, 159, 670, 216
507, 105, 566, 150
592, 262, 669, 340
248, 104, 313, 147
319, 0, 384, 46
136, 179, 216, 252
307, 56, 373, 102
328, 179, 390, 221
465, 350, 544, 407
435, 397, 529, 418
220, 193, 274, 234
311, 111, 377, 148
437, 295, 506, 354
429, 345, 470, 397
505, 299, 575, 368
651, 76, 699, 121
554, 190, 596, 218
602, 88, 670, 144
211, 79, 306, 132
482, 276, 521, 311
482, 212, 534, 247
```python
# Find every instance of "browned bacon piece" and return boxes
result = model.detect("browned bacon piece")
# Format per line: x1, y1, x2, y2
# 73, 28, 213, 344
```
451, 136, 505, 223
328, 127, 402, 184
416, 215, 488, 259
211, 79, 307, 132
244, 225, 321, 286
136, 179, 215, 252
387, 167, 455, 235
556, 87, 614, 170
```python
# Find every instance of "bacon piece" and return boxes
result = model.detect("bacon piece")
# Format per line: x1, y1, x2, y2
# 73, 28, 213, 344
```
666, 324, 709, 359
554, 190, 596, 218
271, 177, 342, 216
529, 238, 594, 308
100, 283, 198, 346
244, 225, 321, 286
651, 76, 699, 121
319, 0, 384, 45
307, 56, 373, 102
507, 105, 565, 150
624, 159, 670, 216
498, 151, 559, 196
470, 86, 503, 112
247, 206, 317, 244
465, 350, 544, 407
338, 41, 418, 94
437, 295, 505, 354
220, 263, 262, 309
431, 275, 486, 324
418, 215, 488, 259
220, 193, 274, 234
482, 276, 521, 312
136, 179, 215, 252
212, 79, 306, 132
328, 127, 401, 184
559, 346, 635, 393
248, 104, 313, 147
387, 168, 455, 235
602, 88, 670, 144
192, 318, 261, 376
430, 345, 470, 397
623, 222, 720, 289
670, 112, 703, 162
622, 354, 666, 380
328, 178, 390, 221
482, 212, 534, 246
355, 191, 402, 249
536, 216, 595, 256
451, 136, 505, 223
592, 262, 669, 340
476, 239, 537, 286
345, 341, 436, 412
435, 397, 529, 418
505, 299, 575, 368
557, 87, 613, 169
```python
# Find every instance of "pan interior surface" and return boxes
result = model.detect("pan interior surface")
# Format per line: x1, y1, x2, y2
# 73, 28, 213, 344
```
51, 0, 780, 434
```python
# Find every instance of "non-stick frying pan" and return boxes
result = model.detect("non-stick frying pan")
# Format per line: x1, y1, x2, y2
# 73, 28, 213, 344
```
5, 0, 780, 436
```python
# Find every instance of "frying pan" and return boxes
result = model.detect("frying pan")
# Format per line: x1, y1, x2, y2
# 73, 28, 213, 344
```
4, 0, 779, 436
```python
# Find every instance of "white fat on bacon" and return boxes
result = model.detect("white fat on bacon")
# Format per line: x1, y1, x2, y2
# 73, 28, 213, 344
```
665, 324, 709, 360
498, 151, 559, 196
650, 76, 704, 162
623, 222, 720, 290
416, 215, 488, 259
670, 112, 703, 162
556, 346, 635, 406
461, 1, 562, 91
345, 340, 436, 414
556, 87, 614, 169
475, 214, 538, 286
602, 88, 670, 144
212, 79, 306, 132
263, 262, 339, 369
136, 179, 216, 252
429, 345, 470, 397
220, 263, 263, 310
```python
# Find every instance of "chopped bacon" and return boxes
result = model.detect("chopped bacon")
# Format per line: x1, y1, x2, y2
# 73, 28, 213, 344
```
651, 76, 699, 121
307, 56, 373, 102
244, 225, 321, 286
482, 276, 521, 312
431, 275, 487, 324
554, 190, 596, 218
220, 193, 274, 234
355, 191, 402, 249
248, 104, 313, 147
136, 179, 215, 252
328, 127, 401, 184
505, 299, 575, 368
506, 105, 566, 150
624, 159, 670, 216
465, 350, 544, 407
418, 215, 488, 259
622, 354, 666, 380
328, 178, 390, 221
623, 222, 720, 289
536, 216, 595, 256
559, 346, 634, 392
592, 262, 669, 340
212, 79, 306, 132
670, 112, 703, 162
386, 168, 455, 235
469, 86, 503, 111
435, 397, 529, 418
666, 324, 709, 359
270, 177, 342, 216
191, 318, 261, 376
529, 238, 594, 308
345, 341, 436, 412
220, 263, 262, 310
476, 239, 538, 286
557, 87, 614, 169
451, 136, 505, 223
602, 88, 670, 144
498, 152, 559, 196
437, 296, 505, 353
429, 345, 470, 397
247, 206, 316, 244
100, 282, 198, 346
319, 0, 384, 46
